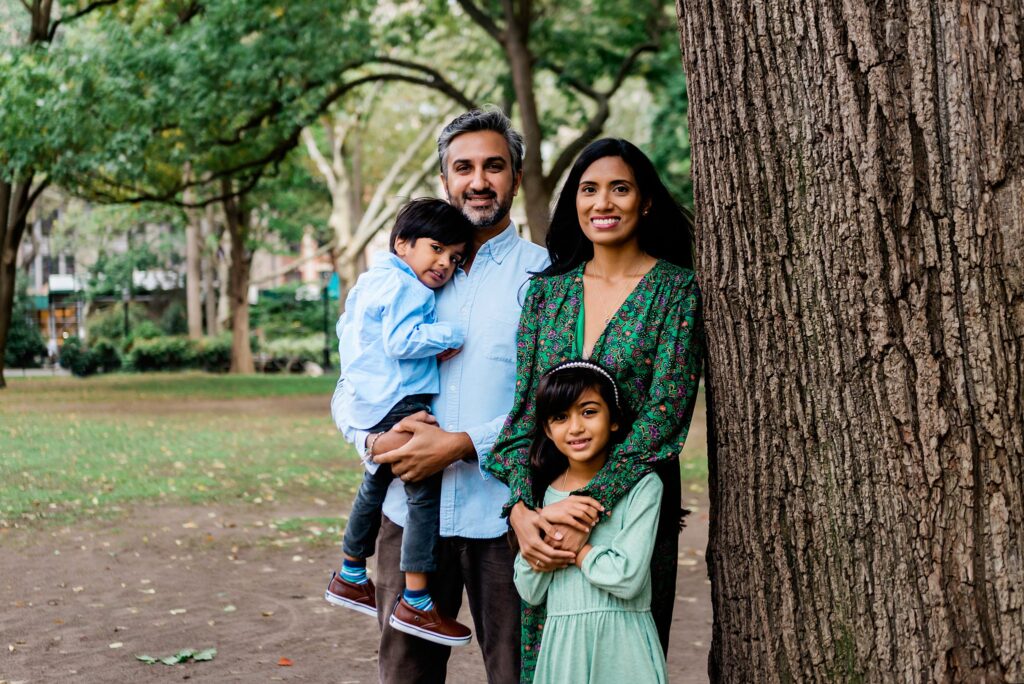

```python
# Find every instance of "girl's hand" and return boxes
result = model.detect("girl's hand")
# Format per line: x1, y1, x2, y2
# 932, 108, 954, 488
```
510, 502, 575, 571
539, 495, 604, 533
547, 523, 590, 553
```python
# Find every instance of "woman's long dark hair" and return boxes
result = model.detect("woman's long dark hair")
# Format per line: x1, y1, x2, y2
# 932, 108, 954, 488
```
528, 361, 633, 505
537, 138, 694, 278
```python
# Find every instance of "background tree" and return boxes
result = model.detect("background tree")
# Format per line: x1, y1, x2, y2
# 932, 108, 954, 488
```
0, 0, 126, 388
676, 0, 1023, 680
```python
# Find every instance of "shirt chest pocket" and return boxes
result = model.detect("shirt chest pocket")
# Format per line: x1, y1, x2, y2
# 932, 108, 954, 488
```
479, 316, 519, 364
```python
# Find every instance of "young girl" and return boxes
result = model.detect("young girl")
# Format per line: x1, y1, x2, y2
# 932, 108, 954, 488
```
513, 360, 667, 684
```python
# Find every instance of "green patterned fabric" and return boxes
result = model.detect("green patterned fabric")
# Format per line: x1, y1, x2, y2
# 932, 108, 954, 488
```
485, 259, 705, 682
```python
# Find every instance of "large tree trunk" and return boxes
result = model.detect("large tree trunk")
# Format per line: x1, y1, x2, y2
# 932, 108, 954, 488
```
222, 185, 254, 374
677, 1, 1023, 681
0, 180, 34, 389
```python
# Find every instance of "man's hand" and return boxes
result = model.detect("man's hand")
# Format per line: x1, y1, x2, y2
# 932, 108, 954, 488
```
373, 413, 473, 482
509, 502, 575, 571
366, 411, 437, 458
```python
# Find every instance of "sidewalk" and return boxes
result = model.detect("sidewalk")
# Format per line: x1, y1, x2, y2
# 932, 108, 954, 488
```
5, 366, 71, 378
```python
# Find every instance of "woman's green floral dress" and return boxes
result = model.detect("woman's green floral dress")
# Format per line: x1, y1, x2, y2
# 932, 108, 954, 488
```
485, 259, 705, 682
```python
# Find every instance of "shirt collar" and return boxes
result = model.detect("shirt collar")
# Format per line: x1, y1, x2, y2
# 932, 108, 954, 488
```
473, 221, 519, 265
376, 251, 419, 280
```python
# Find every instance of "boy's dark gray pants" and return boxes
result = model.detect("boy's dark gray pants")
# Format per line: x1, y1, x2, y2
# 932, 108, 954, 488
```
341, 395, 439, 572
375, 517, 521, 684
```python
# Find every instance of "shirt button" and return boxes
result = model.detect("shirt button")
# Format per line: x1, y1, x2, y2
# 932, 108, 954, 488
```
448, 385, 456, 391
447, 424, 455, 430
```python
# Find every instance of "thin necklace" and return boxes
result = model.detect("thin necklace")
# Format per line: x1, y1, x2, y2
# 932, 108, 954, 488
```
584, 259, 654, 324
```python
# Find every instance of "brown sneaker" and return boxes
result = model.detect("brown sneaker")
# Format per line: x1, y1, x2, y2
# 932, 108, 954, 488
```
388, 597, 472, 647
324, 571, 377, 617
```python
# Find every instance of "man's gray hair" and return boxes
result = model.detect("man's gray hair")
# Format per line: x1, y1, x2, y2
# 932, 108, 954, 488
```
437, 107, 525, 178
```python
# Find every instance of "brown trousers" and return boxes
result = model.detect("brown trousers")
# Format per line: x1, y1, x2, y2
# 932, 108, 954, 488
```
375, 517, 521, 684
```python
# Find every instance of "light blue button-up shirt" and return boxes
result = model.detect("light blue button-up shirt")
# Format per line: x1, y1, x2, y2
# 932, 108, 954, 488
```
331, 224, 548, 539
334, 251, 465, 430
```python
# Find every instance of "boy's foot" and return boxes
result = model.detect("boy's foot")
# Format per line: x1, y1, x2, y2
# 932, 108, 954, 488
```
388, 598, 472, 647
324, 571, 377, 617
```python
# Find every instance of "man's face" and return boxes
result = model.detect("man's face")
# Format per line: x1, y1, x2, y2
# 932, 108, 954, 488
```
441, 130, 520, 229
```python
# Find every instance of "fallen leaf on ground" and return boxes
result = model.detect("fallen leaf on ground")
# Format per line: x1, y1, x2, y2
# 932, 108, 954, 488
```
136, 647, 216, 666
109, 642, 123, 649
278, 657, 293, 666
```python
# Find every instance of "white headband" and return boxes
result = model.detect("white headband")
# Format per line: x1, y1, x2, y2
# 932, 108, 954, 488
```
545, 360, 620, 408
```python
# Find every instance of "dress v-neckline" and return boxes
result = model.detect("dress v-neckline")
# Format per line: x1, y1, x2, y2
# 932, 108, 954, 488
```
574, 260, 662, 359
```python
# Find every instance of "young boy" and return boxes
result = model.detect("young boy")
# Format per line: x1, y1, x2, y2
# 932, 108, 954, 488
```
325, 198, 474, 647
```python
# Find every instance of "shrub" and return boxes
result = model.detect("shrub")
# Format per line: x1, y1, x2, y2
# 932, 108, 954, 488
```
126, 336, 196, 372
128, 320, 163, 343
5, 281, 46, 368
86, 305, 148, 346
160, 300, 188, 335
90, 338, 122, 373
59, 336, 98, 377
194, 334, 232, 373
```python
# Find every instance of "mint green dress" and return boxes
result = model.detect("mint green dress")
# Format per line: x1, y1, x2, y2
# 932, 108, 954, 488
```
513, 474, 667, 684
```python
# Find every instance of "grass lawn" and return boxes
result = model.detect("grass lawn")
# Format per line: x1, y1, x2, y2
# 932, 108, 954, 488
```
0, 373, 359, 527
0, 373, 708, 528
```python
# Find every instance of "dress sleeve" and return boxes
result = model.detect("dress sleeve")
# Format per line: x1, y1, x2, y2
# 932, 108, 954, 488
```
513, 551, 554, 606
580, 474, 663, 599
483, 278, 544, 509
583, 276, 704, 512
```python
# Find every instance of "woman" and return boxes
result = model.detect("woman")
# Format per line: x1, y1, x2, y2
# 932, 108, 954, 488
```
485, 138, 705, 681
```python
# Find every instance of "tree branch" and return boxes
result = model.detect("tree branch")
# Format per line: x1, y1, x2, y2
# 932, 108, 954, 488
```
47, 0, 120, 41
455, 0, 505, 45
542, 42, 657, 190
12, 177, 51, 229
368, 58, 479, 110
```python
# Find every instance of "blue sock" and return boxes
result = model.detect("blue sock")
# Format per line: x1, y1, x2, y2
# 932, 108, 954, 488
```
340, 559, 368, 585
403, 587, 434, 611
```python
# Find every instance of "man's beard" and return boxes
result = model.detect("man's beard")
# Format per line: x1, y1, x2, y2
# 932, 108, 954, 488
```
454, 190, 514, 228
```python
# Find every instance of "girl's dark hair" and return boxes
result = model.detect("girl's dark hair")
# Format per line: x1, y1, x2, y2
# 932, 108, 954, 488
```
537, 138, 694, 278
528, 361, 633, 506
389, 197, 475, 253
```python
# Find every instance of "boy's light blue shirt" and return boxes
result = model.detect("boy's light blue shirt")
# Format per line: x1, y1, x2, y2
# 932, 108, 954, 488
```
331, 224, 548, 539
334, 251, 465, 430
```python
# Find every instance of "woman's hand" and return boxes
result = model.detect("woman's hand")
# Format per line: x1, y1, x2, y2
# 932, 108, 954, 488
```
539, 495, 604, 532
510, 502, 575, 571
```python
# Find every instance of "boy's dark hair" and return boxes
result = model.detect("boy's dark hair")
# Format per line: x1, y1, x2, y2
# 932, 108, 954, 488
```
389, 198, 475, 253
527, 360, 633, 506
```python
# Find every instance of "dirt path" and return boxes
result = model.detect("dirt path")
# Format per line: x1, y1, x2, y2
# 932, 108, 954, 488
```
1, 498, 711, 683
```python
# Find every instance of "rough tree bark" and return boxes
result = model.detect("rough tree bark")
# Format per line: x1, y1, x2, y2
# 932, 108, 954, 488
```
221, 181, 254, 374
677, 1, 1023, 681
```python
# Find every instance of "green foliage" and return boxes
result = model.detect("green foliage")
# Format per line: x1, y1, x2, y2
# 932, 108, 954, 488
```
125, 336, 196, 372
89, 338, 123, 373
159, 300, 188, 335
252, 284, 332, 338
262, 333, 337, 368
59, 336, 98, 377
86, 304, 146, 346
193, 334, 233, 373
128, 319, 162, 343
4, 277, 46, 368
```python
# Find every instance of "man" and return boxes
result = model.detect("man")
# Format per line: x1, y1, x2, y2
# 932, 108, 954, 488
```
331, 107, 548, 683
